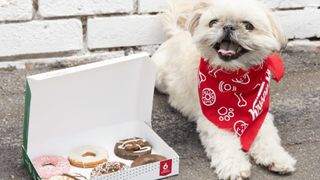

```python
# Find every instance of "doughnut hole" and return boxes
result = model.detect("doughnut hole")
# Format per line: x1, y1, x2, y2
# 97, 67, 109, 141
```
82, 152, 97, 157
42, 163, 56, 170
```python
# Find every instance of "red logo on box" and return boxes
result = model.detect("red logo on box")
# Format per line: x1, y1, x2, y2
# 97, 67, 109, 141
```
159, 159, 172, 176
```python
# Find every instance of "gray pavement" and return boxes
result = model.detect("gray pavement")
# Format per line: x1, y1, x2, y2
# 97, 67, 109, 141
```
0, 52, 319, 179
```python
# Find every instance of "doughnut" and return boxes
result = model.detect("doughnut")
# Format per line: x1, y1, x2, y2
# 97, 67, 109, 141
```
202, 88, 216, 106
131, 154, 167, 168
68, 146, 108, 168
114, 137, 152, 160
90, 162, 128, 178
32, 155, 70, 179
48, 173, 87, 180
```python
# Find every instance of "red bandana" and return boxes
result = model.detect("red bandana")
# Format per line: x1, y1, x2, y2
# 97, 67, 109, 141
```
198, 54, 284, 151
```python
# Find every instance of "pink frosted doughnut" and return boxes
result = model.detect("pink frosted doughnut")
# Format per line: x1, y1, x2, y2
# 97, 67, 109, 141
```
32, 155, 71, 179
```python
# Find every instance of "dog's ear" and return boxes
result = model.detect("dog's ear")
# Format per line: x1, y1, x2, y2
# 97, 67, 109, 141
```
188, 12, 202, 34
194, 1, 211, 10
266, 9, 288, 50
188, 1, 210, 35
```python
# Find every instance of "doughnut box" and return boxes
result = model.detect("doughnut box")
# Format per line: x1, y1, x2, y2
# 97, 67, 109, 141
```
22, 53, 179, 180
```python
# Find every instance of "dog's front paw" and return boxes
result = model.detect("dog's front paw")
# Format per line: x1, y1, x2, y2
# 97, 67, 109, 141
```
252, 147, 296, 174
267, 154, 296, 174
212, 158, 251, 180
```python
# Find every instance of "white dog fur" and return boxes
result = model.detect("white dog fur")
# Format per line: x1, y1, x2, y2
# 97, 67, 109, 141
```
152, 0, 296, 179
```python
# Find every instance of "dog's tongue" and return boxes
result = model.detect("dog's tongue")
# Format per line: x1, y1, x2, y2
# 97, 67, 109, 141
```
218, 41, 239, 56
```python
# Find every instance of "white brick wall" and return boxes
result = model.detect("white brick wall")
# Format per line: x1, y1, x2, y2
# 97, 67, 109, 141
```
0, 19, 83, 57
0, 0, 33, 21
88, 15, 165, 49
39, 0, 134, 17
0, 0, 319, 64
139, 0, 168, 13
276, 8, 320, 39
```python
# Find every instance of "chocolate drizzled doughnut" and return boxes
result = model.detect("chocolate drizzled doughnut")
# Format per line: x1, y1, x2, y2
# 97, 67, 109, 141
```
114, 137, 152, 160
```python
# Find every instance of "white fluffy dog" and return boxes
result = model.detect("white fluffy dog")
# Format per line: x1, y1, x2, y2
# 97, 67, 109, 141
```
152, 0, 297, 179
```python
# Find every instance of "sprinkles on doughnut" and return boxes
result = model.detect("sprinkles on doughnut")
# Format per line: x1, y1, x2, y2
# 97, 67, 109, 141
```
91, 162, 128, 178
32, 155, 71, 179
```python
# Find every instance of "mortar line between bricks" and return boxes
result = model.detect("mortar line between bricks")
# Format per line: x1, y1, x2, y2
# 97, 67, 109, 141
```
0, 51, 80, 62
133, 0, 139, 14
41, 13, 160, 20
32, 0, 40, 20
88, 45, 157, 53
0, 19, 32, 25
81, 17, 89, 54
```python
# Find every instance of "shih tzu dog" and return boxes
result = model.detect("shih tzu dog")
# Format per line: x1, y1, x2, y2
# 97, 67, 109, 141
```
152, 0, 297, 179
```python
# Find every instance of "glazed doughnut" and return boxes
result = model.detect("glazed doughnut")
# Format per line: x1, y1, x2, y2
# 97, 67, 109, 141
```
48, 173, 87, 180
131, 154, 167, 168
68, 146, 108, 168
32, 155, 70, 179
114, 137, 152, 160
91, 162, 128, 178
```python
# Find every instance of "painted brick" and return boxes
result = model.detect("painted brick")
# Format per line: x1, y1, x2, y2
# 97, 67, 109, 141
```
0, 0, 33, 21
0, 19, 83, 57
139, 0, 200, 13
88, 15, 166, 49
139, 0, 168, 13
39, 0, 134, 17
276, 8, 320, 39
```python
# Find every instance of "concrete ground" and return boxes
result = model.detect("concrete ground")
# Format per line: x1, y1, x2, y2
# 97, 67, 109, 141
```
0, 51, 319, 179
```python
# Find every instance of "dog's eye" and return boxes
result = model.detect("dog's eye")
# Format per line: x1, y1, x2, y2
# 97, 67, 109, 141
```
209, 19, 218, 27
242, 21, 254, 31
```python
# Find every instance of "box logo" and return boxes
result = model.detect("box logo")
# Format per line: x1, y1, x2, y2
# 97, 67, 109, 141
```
159, 159, 172, 176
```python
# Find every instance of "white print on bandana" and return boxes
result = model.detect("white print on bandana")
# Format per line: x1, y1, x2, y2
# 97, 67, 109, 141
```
209, 68, 231, 78
198, 71, 206, 87
234, 120, 249, 137
202, 88, 216, 106
218, 107, 235, 121
252, 83, 261, 90
234, 93, 247, 107
249, 70, 272, 121
219, 81, 237, 93
253, 64, 264, 71
232, 72, 251, 84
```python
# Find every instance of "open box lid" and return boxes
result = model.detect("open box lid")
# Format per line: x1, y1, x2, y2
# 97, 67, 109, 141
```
23, 53, 157, 153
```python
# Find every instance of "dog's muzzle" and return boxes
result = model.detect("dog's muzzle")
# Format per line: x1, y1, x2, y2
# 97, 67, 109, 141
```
212, 26, 249, 62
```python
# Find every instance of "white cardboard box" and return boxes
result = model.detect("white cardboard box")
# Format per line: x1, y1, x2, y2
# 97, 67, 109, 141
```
22, 53, 179, 180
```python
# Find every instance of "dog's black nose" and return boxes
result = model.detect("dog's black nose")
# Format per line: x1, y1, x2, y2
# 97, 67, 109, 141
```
223, 25, 236, 33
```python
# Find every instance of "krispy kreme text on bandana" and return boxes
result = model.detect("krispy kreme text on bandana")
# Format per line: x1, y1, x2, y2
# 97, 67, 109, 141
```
198, 54, 284, 151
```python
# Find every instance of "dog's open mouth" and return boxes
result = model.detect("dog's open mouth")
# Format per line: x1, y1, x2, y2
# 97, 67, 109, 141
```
213, 39, 249, 61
